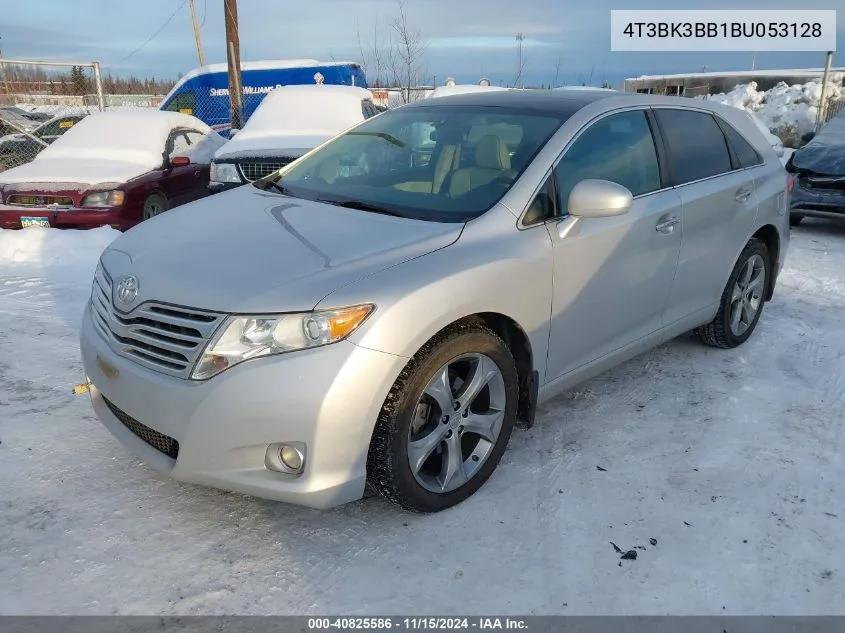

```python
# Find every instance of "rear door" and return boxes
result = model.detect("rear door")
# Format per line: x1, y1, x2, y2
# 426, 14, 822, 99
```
654, 108, 761, 326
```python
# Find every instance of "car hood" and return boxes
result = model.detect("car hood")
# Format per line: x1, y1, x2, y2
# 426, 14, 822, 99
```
791, 116, 845, 175
214, 133, 332, 161
0, 157, 148, 186
100, 186, 463, 313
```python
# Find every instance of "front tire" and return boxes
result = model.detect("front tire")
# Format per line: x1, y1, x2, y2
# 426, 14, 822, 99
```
367, 321, 519, 513
142, 193, 168, 220
695, 238, 771, 349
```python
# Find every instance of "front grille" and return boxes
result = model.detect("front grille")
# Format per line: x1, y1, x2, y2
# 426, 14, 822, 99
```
90, 265, 224, 379
237, 159, 294, 182
7, 194, 74, 207
103, 396, 179, 459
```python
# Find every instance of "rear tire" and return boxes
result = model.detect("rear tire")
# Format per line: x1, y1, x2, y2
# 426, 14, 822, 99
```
695, 238, 771, 349
789, 214, 804, 226
367, 321, 518, 513
142, 193, 168, 220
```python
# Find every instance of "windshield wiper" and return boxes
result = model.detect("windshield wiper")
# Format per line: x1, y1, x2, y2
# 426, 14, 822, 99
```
255, 179, 291, 195
345, 131, 407, 148
318, 198, 406, 218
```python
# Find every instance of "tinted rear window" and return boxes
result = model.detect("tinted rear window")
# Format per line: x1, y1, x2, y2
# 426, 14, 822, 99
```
655, 109, 732, 184
719, 119, 763, 169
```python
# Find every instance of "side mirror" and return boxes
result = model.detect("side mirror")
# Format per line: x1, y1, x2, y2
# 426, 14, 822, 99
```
170, 155, 191, 167
567, 179, 633, 218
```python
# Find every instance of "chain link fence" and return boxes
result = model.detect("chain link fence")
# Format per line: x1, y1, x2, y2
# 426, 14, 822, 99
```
0, 58, 171, 173
822, 97, 845, 126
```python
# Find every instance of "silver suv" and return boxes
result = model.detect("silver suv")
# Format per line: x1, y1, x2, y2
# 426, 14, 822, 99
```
80, 90, 790, 513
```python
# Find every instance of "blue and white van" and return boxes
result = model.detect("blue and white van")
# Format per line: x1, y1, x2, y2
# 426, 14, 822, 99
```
160, 59, 368, 135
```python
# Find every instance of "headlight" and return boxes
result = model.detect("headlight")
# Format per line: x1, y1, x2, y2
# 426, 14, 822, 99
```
81, 190, 124, 208
210, 161, 241, 183
191, 304, 375, 380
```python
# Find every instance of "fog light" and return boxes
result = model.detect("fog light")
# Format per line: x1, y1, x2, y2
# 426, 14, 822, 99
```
265, 442, 306, 475
280, 445, 303, 471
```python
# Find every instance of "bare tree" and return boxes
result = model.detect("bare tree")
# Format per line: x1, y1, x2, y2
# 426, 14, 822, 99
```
357, 16, 388, 88
387, 0, 427, 103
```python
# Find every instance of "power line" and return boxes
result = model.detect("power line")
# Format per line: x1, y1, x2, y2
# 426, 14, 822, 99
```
200, 0, 207, 27
110, 0, 188, 68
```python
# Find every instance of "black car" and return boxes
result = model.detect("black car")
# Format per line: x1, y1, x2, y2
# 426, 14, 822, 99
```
0, 113, 87, 171
786, 111, 845, 225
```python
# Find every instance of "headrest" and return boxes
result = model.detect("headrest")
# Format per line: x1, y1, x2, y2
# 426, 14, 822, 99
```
475, 134, 511, 170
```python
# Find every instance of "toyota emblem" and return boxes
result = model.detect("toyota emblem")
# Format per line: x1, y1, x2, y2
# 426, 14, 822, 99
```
115, 274, 139, 305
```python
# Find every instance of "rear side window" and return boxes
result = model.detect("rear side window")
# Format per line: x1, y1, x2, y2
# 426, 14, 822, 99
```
717, 118, 763, 169
164, 90, 197, 116
555, 109, 661, 210
655, 109, 732, 184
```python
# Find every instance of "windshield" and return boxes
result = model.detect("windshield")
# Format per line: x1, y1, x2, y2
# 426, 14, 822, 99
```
256, 104, 565, 222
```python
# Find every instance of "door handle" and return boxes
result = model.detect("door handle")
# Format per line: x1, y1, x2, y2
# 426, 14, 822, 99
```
655, 216, 680, 234
735, 187, 752, 202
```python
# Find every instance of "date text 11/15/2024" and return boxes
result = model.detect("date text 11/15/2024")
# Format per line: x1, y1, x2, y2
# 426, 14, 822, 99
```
307, 617, 529, 630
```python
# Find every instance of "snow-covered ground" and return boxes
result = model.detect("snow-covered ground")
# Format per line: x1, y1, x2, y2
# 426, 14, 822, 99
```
1, 221, 844, 615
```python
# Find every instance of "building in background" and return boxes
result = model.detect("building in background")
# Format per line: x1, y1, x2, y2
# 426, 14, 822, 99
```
624, 68, 845, 97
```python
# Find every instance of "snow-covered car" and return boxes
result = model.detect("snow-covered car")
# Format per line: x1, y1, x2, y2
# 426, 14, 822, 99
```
786, 109, 845, 225
0, 113, 88, 172
209, 85, 379, 192
0, 110, 226, 230
0, 105, 50, 135
427, 85, 508, 99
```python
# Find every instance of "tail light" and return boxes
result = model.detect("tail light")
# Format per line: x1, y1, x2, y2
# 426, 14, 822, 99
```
786, 172, 794, 194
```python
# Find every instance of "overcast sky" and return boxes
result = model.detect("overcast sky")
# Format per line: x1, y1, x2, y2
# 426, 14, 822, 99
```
2, 0, 842, 87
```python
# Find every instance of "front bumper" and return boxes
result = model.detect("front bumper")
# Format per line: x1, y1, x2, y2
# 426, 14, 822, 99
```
0, 205, 132, 230
80, 303, 407, 508
790, 184, 845, 219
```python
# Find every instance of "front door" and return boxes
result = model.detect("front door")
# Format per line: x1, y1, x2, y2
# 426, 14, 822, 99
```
544, 108, 683, 382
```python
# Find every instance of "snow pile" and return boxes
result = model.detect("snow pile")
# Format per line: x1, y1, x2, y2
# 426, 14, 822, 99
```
0, 226, 118, 267
703, 74, 844, 147
216, 85, 372, 159
0, 110, 221, 185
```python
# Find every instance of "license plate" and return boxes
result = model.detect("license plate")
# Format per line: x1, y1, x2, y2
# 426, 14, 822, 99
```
20, 216, 50, 228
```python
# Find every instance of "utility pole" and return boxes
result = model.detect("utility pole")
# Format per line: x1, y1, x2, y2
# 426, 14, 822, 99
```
515, 33, 525, 88
224, 0, 243, 131
188, 0, 205, 66
751, 51, 756, 71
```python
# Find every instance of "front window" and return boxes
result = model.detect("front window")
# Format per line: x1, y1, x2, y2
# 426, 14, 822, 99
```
256, 105, 565, 222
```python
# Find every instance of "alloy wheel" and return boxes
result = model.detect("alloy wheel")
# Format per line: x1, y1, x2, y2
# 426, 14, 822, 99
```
407, 353, 507, 494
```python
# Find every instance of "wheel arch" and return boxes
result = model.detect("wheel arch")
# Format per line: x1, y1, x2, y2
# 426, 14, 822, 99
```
390, 312, 539, 431
751, 224, 780, 301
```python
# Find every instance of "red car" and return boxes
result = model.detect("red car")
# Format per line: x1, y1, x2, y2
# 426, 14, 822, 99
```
0, 110, 226, 230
